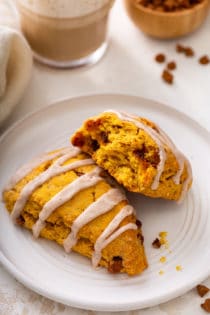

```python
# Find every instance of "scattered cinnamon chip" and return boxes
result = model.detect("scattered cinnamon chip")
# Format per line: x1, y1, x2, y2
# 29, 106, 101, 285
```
185, 47, 194, 57
155, 53, 166, 63
155, 44, 208, 86
162, 70, 173, 84
201, 299, 210, 313
199, 55, 210, 65
167, 61, 176, 70
176, 44, 185, 53
197, 284, 210, 297
176, 44, 194, 57
138, 0, 203, 11
152, 238, 161, 248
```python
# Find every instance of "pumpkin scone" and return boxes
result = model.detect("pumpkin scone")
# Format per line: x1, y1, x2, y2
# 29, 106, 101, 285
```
2, 146, 147, 276
71, 110, 192, 202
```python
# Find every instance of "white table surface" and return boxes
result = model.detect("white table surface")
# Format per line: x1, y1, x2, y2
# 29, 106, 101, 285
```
1, 1, 210, 314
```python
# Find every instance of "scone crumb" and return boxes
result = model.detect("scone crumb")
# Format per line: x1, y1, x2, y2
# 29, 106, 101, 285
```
197, 284, 210, 297
108, 256, 123, 274
159, 256, 167, 263
159, 270, 164, 275
159, 231, 169, 248
176, 265, 183, 271
201, 299, 210, 313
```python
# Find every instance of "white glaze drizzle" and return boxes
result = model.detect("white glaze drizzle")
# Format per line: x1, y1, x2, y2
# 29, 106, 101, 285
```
32, 166, 102, 238
177, 161, 192, 204
105, 110, 192, 200
8, 147, 137, 268
5, 147, 77, 191
10, 149, 93, 221
157, 127, 185, 184
92, 205, 137, 268
63, 188, 126, 252
157, 130, 192, 201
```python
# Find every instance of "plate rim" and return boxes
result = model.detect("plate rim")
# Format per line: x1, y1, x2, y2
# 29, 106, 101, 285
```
0, 93, 210, 311
0, 249, 210, 312
1, 93, 209, 144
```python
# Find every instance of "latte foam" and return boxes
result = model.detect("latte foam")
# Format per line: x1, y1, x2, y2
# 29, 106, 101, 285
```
18, 0, 110, 18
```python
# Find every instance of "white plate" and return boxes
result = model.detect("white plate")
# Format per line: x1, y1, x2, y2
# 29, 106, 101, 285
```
0, 94, 210, 312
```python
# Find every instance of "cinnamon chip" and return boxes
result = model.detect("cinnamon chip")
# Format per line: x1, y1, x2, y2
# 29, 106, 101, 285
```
136, 219, 142, 228
108, 256, 123, 273
197, 284, 210, 297
201, 299, 210, 313
155, 43, 209, 86
184, 47, 194, 57
155, 53, 166, 63
138, 0, 203, 11
176, 44, 185, 53
139, 234, 144, 244
152, 238, 161, 248
199, 55, 210, 65
176, 44, 194, 57
162, 70, 173, 84
16, 215, 25, 226
167, 61, 176, 70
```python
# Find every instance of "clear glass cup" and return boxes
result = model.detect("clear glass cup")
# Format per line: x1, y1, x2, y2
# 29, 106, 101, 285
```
16, 0, 114, 68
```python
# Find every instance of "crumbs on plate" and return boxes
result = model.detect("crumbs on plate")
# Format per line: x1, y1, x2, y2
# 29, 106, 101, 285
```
159, 270, 164, 275
152, 231, 169, 249
159, 231, 169, 248
175, 265, 182, 271
152, 237, 161, 249
159, 256, 167, 263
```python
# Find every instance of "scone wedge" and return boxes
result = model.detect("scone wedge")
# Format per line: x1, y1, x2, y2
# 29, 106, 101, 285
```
3, 146, 147, 276
71, 110, 192, 201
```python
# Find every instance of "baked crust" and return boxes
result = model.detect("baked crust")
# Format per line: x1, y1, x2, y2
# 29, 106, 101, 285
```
3, 149, 147, 276
71, 111, 192, 201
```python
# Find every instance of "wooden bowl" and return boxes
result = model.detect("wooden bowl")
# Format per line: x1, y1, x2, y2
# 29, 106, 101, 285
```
124, 0, 210, 39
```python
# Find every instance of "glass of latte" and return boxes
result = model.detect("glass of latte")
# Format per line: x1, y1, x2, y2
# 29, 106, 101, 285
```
16, 0, 114, 68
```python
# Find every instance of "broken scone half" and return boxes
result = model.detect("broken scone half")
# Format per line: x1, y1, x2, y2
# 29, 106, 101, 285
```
3, 146, 147, 276
71, 110, 192, 202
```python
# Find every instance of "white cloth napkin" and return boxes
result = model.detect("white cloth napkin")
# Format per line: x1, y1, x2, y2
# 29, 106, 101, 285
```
0, 0, 33, 126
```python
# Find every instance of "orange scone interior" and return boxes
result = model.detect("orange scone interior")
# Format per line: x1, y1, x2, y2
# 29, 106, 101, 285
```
3, 146, 147, 276
71, 110, 192, 201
